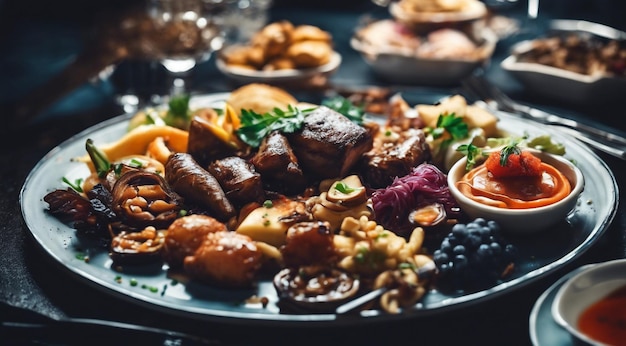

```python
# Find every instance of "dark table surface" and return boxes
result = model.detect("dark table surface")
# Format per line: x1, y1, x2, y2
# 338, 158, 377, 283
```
1, 1, 626, 345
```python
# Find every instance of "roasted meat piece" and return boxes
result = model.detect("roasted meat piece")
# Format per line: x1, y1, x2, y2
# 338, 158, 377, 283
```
287, 106, 373, 179
249, 131, 307, 195
280, 221, 337, 269
165, 153, 235, 221
360, 128, 431, 188
187, 116, 239, 166
162, 214, 228, 268
207, 156, 265, 208
184, 230, 263, 288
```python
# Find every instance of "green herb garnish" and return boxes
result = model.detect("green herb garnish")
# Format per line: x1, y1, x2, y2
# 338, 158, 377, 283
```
62, 177, 84, 193
321, 95, 365, 124
236, 105, 314, 147
163, 94, 192, 130
500, 142, 521, 166
433, 113, 469, 140
334, 181, 362, 194
457, 143, 483, 170
85, 139, 110, 178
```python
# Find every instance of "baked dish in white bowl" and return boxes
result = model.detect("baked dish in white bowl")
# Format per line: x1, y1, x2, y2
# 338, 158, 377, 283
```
389, 0, 488, 33
351, 19, 497, 85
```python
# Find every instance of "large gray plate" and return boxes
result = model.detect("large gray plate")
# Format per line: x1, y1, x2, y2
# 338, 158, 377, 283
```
20, 92, 618, 325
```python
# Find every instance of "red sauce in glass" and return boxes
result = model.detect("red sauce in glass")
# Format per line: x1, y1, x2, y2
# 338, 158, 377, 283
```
577, 285, 626, 346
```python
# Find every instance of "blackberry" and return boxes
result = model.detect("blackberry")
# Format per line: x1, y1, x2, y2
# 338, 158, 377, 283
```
432, 218, 517, 291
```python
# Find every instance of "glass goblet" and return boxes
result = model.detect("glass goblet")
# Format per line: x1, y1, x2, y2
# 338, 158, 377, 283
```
147, 0, 224, 99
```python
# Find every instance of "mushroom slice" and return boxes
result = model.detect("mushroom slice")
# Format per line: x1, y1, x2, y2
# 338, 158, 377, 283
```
325, 175, 367, 208
110, 226, 167, 264
111, 170, 182, 230
273, 265, 360, 312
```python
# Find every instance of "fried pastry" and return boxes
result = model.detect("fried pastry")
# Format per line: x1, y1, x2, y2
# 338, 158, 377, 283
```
291, 24, 332, 43
227, 83, 298, 114
287, 41, 333, 68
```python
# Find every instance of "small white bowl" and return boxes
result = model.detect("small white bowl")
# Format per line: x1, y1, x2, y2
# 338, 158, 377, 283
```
552, 259, 626, 346
446, 150, 584, 234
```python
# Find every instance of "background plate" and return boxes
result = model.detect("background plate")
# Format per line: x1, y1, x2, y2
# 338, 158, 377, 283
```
20, 92, 618, 325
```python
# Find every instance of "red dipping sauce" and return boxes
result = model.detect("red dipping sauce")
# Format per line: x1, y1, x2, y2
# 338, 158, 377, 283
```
577, 284, 626, 346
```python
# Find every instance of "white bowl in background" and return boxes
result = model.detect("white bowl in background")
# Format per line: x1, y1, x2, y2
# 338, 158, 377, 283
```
501, 39, 626, 105
351, 22, 497, 86
389, 0, 488, 34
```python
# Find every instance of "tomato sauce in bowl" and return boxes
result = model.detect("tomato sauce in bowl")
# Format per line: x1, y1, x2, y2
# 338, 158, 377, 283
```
456, 161, 571, 209
447, 149, 584, 234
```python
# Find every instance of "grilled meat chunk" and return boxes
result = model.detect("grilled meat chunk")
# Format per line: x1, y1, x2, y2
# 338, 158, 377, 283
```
249, 131, 307, 195
287, 106, 373, 179
165, 153, 235, 221
207, 156, 265, 208
184, 231, 263, 288
360, 128, 431, 188
187, 116, 239, 166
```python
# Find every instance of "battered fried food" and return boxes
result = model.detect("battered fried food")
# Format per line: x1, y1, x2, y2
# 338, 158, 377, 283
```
220, 20, 334, 71
226, 83, 298, 115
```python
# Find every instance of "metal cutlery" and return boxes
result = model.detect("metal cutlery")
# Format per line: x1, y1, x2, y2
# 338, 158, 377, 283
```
461, 74, 626, 160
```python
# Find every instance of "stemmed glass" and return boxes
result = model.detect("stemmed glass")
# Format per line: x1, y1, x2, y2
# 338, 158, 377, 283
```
146, 0, 225, 100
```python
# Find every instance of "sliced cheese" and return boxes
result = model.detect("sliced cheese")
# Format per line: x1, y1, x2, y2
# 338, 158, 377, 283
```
235, 198, 303, 248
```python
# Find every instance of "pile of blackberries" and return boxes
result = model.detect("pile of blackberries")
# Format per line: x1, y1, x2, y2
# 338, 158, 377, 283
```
432, 218, 517, 291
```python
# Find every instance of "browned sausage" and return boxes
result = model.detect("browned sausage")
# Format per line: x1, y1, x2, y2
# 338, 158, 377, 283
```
165, 153, 235, 221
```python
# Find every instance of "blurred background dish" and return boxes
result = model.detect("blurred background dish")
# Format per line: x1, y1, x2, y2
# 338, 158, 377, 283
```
216, 50, 341, 86
351, 19, 497, 85
215, 20, 340, 88
501, 30, 626, 104
389, 0, 488, 34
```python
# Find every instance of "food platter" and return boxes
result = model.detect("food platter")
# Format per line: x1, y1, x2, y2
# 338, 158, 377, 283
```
20, 91, 618, 325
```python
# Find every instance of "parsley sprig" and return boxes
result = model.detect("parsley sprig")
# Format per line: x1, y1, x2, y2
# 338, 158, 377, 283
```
236, 105, 315, 148
457, 143, 482, 170
321, 96, 365, 125
499, 142, 521, 166
429, 113, 469, 142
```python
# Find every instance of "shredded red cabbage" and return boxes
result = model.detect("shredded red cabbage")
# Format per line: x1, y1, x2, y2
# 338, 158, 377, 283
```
371, 163, 460, 236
